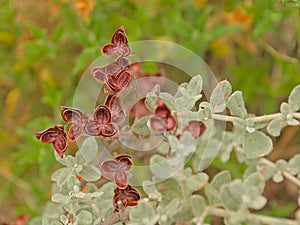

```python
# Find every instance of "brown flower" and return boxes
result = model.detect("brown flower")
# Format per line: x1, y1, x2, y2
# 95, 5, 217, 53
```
113, 185, 141, 213
100, 155, 133, 189
105, 69, 132, 93
92, 57, 129, 84
85, 106, 118, 137
60, 106, 91, 140
101, 26, 134, 57
35, 125, 67, 158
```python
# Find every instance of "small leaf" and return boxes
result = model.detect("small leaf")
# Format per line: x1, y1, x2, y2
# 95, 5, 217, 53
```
165, 198, 181, 217
226, 91, 247, 118
77, 210, 92, 225
288, 154, 300, 178
129, 200, 158, 225
242, 131, 273, 158
187, 75, 203, 100
191, 195, 206, 216
267, 117, 286, 137
220, 180, 244, 211
131, 116, 151, 136
76, 137, 98, 164
51, 168, 72, 187
78, 165, 101, 182
272, 172, 284, 183
186, 172, 209, 193
280, 102, 291, 115
175, 87, 194, 111
211, 170, 232, 191
210, 80, 232, 113
288, 84, 300, 111
142, 180, 162, 201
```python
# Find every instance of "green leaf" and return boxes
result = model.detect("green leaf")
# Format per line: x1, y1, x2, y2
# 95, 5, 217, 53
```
131, 116, 152, 136
175, 87, 194, 111
288, 84, 300, 111
51, 167, 72, 187
186, 172, 209, 194
211, 170, 232, 191
210, 80, 232, 113
204, 184, 220, 204
187, 75, 203, 100
226, 91, 247, 118
77, 210, 92, 225
244, 173, 265, 193
129, 200, 159, 225
78, 165, 101, 182
164, 198, 181, 217
142, 180, 162, 201
267, 117, 286, 137
52, 193, 71, 205
220, 180, 244, 211
242, 131, 273, 158
288, 154, 300, 178
190, 195, 206, 216
159, 92, 176, 109
76, 137, 98, 165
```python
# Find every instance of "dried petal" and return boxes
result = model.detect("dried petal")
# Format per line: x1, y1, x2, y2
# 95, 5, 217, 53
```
53, 135, 67, 158
101, 123, 118, 137
101, 160, 120, 173
60, 106, 83, 123
35, 130, 57, 143
114, 154, 133, 171
183, 121, 206, 139
68, 125, 83, 140
166, 115, 176, 131
150, 117, 166, 132
85, 121, 101, 136
107, 69, 131, 93
113, 185, 141, 213
115, 170, 128, 189
93, 106, 111, 123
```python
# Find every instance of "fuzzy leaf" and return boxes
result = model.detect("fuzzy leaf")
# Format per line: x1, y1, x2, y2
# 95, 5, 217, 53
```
267, 117, 287, 137
288, 84, 300, 111
187, 75, 203, 100
175, 87, 194, 111
129, 200, 158, 225
76, 137, 98, 164
288, 154, 300, 178
142, 180, 162, 201
78, 165, 101, 182
191, 195, 206, 216
226, 91, 247, 118
131, 116, 151, 136
204, 184, 220, 204
210, 80, 232, 113
242, 131, 273, 158
220, 180, 244, 211
186, 172, 209, 193
51, 167, 72, 187
77, 210, 92, 225
211, 170, 232, 191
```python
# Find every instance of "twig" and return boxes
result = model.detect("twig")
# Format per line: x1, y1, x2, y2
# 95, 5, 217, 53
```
207, 206, 298, 225
260, 158, 300, 188
211, 112, 300, 123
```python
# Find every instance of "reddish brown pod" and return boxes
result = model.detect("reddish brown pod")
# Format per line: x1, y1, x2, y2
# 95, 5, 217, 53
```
100, 154, 133, 189
60, 106, 91, 141
104, 94, 126, 123
85, 106, 118, 137
92, 57, 129, 84
113, 185, 141, 213
150, 99, 177, 132
183, 120, 206, 139
101, 26, 134, 57
35, 125, 67, 158
105, 69, 132, 94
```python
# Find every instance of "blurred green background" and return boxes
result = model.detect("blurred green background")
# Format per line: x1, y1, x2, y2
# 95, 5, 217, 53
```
0, 0, 299, 222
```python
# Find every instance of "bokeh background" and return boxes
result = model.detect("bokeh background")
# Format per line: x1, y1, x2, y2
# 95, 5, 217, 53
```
0, 0, 300, 222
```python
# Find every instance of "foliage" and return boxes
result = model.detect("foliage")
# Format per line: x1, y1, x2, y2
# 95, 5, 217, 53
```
0, 0, 300, 224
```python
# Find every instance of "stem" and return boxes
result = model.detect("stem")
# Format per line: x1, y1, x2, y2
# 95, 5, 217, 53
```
206, 206, 298, 225
211, 112, 300, 123
260, 158, 300, 188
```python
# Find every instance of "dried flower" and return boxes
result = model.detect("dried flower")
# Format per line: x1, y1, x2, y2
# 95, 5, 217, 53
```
101, 26, 134, 57
113, 185, 141, 213
60, 106, 91, 140
183, 120, 206, 139
35, 125, 67, 158
85, 106, 118, 137
104, 94, 126, 122
100, 155, 133, 189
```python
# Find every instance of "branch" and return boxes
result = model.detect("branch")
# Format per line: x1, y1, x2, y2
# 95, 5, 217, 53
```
97, 211, 129, 225
260, 158, 300, 188
211, 112, 300, 123
207, 206, 298, 225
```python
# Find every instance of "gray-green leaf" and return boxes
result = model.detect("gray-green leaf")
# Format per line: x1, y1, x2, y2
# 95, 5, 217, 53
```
78, 165, 101, 182
76, 137, 98, 164
210, 80, 232, 113
226, 91, 247, 118
242, 131, 273, 158
288, 84, 300, 111
131, 116, 152, 136
267, 117, 286, 137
